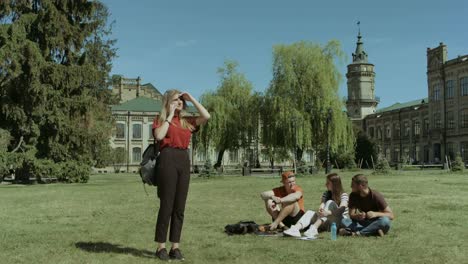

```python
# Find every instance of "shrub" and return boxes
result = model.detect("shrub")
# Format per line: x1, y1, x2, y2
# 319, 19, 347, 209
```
10, 152, 36, 183
335, 151, 357, 169
112, 147, 127, 173
57, 161, 91, 183
199, 159, 215, 178
373, 154, 391, 174
451, 153, 465, 172
30, 159, 60, 183
296, 160, 309, 175
0, 151, 9, 180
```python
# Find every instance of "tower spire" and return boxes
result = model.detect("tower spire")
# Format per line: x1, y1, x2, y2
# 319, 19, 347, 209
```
352, 21, 368, 63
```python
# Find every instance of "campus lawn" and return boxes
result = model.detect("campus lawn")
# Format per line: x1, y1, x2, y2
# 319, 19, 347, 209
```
1, 170, 467, 264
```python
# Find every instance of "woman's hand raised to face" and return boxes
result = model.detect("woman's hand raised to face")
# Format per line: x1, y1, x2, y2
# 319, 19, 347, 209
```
179, 92, 194, 103
169, 102, 178, 116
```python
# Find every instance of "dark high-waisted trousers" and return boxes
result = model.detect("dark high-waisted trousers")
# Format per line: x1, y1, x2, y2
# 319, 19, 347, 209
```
155, 147, 191, 243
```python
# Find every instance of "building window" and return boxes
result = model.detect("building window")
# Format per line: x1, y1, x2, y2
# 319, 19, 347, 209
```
423, 118, 429, 135
446, 111, 454, 129
461, 77, 468, 96
461, 142, 468, 162
149, 125, 154, 139
446, 142, 455, 161
377, 126, 382, 140
403, 147, 410, 163
433, 84, 441, 101
116, 123, 125, 139
197, 151, 206, 162
385, 148, 391, 160
433, 112, 441, 129
132, 147, 141, 163
404, 122, 410, 137
132, 124, 142, 139
393, 124, 400, 139
413, 120, 421, 136
461, 109, 468, 128
385, 125, 391, 139
393, 148, 400, 163
368, 127, 375, 138
413, 145, 420, 163
446, 80, 454, 99
229, 149, 239, 163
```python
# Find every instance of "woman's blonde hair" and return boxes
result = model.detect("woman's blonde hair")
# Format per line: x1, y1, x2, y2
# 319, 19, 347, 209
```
158, 89, 195, 131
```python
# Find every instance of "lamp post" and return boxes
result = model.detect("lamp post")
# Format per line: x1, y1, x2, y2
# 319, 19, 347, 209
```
325, 108, 333, 174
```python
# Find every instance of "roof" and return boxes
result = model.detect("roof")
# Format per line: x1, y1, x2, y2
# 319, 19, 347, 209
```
376, 98, 428, 113
142, 83, 163, 95
111, 97, 197, 113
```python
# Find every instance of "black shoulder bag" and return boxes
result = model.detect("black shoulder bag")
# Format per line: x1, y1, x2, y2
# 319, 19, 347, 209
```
139, 137, 160, 195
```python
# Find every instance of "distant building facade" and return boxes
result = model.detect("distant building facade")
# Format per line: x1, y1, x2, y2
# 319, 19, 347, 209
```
106, 76, 315, 173
107, 76, 255, 172
347, 34, 468, 164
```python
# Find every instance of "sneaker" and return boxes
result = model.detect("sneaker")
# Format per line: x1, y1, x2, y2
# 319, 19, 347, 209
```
155, 248, 170, 261
339, 228, 352, 236
283, 226, 301, 238
303, 226, 318, 238
169, 248, 185, 261
377, 229, 385, 237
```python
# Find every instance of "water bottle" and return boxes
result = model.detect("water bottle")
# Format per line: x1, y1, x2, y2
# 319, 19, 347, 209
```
331, 222, 337, 241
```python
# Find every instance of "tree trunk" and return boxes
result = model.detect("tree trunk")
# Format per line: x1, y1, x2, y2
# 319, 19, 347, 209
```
214, 149, 225, 169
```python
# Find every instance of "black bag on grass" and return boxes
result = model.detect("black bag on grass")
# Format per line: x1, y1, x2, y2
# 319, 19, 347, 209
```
224, 221, 258, 235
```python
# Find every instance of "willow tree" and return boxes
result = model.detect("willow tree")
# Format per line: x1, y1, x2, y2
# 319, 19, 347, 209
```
0, 0, 116, 165
198, 60, 255, 168
262, 41, 355, 165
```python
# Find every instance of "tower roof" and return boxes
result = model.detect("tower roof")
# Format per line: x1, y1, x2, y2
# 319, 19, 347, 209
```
352, 23, 368, 64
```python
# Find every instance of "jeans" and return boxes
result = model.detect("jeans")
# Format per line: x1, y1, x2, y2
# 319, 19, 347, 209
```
342, 216, 391, 236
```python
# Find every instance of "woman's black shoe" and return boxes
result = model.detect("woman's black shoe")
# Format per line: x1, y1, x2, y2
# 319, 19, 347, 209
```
155, 248, 170, 261
169, 248, 185, 260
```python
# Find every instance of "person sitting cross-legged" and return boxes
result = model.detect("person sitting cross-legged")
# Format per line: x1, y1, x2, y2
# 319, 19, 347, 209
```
339, 174, 394, 237
260, 171, 305, 231
284, 173, 349, 238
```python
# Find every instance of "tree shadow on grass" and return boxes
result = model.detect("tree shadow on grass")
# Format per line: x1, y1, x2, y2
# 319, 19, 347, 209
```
75, 241, 154, 259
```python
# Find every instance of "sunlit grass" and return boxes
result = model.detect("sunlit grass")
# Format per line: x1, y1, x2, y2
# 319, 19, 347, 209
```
1, 170, 467, 263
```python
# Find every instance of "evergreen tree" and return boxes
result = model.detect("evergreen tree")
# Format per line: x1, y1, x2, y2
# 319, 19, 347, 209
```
355, 131, 378, 169
0, 0, 117, 165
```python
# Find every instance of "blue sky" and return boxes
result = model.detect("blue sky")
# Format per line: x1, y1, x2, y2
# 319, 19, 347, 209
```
101, 0, 467, 108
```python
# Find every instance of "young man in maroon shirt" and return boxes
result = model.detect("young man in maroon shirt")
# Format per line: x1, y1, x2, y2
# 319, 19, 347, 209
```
340, 174, 394, 237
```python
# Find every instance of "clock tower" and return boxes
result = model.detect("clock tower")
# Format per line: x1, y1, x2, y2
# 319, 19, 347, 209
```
346, 29, 378, 124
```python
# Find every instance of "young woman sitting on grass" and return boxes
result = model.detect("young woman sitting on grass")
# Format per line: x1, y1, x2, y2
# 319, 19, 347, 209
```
283, 173, 349, 238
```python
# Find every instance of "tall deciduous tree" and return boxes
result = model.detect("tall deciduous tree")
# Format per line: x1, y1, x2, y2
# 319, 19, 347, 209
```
0, 0, 116, 165
198, 60, 255, 168
262, 41, 355, 163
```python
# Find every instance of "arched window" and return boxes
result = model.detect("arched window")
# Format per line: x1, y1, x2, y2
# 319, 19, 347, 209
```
132, 147, 142, 163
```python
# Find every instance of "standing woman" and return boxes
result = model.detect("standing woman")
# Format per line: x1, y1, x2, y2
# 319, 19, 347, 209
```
153, 90, 210, 261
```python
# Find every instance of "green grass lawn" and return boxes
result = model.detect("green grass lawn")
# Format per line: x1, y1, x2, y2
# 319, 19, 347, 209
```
1, 170, 467, 264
